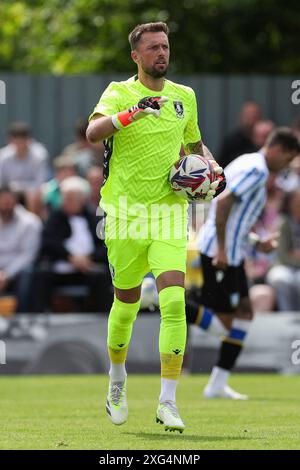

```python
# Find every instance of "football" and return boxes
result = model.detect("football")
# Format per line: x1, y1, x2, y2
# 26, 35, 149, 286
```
169, 154, 216, 202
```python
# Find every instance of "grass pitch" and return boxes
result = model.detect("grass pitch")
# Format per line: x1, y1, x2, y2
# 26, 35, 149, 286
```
1, 374, 300, 450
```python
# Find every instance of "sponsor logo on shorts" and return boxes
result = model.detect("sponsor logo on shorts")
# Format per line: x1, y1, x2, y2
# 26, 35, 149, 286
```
230, 292, 240, 308
216, 270, 225, 282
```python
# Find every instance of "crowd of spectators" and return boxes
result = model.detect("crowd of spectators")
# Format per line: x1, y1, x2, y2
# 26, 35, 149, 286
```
0, 104, 300, 314
0, 119, 112, 314
216, 103, 300, 313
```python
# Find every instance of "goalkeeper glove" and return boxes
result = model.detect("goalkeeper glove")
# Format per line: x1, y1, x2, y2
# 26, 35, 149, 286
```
202, 161, 226, 202
112, 96, 168, 130
210, 160, 226, 196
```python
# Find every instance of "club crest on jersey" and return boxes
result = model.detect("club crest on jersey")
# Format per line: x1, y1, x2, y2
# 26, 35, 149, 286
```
173, 101, 184, 118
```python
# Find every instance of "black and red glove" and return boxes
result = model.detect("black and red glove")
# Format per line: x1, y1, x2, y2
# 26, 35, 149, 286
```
112, 96, 169, 129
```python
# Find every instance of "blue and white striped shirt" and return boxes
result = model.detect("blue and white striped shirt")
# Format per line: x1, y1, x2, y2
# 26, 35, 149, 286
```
198, 152, 269, 266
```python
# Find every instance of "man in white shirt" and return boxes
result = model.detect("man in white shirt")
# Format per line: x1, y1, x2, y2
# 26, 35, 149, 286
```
0, 123, 49, 192
0, 186, 42, 312
186, 128, 300, 399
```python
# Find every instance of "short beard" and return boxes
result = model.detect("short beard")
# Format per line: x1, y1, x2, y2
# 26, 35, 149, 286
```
142, 64, 168, 79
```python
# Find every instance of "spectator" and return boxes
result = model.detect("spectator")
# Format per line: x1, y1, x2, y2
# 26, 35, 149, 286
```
41, 155, 77, 214
244, 174, 282, 313
245, 173, 283, 284
0, 186, 42, 312
62, 118, 104, 176
249, 284, 276, 313
276, 152, 300, 193
86, 165, 104, 213
267, 189, 300, 311
0, 123, 49, 192
218, 101, 262, 168
33, 176, 112, 312
252, 120, 275, 149
3, 122, 49, 162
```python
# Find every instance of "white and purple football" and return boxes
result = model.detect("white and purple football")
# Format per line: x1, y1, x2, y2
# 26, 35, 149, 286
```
169, 154, 216, 202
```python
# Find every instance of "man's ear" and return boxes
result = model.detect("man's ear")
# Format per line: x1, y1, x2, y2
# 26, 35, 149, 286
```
131, 50, 139, 64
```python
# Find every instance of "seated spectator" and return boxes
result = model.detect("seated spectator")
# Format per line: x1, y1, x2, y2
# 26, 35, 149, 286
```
62, 118, 104, 176
267, 189, 300, 311
41, 155, 77, 215
86, 165, 104, 213
0, 186, 42, 312
33, 176, 112, 312
0, 123, 49, 191
217, 101, 261, 168
249, 284, 276, 313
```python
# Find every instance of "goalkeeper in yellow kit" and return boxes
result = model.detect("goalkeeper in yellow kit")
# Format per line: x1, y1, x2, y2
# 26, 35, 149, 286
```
87, 22, 225, 433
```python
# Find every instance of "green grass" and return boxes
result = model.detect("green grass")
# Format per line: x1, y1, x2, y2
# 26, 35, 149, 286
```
1, 374, 300, 450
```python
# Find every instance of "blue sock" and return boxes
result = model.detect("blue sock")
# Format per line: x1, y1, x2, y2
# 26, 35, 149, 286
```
199, 307, 214, 330
227, 318, 250, 343
196, 306, 228, 337
217, 319, 252, 370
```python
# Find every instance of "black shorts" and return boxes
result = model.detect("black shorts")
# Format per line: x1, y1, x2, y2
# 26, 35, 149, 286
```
200, 254, 249, 313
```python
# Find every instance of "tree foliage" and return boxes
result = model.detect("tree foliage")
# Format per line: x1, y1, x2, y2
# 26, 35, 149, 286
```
0, 0, 299, 74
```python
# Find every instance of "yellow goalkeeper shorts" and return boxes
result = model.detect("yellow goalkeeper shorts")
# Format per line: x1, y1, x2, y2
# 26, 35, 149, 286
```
104, 213, 188, 289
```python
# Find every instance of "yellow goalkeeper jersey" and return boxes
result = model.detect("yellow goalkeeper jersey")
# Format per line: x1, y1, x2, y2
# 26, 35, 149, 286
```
89, 76, 201, 218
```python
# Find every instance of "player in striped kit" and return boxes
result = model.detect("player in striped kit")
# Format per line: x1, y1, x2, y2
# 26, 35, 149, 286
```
186, 128, 300, 399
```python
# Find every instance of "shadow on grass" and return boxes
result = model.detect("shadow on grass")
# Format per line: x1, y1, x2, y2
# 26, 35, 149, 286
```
123, 431, 259, 443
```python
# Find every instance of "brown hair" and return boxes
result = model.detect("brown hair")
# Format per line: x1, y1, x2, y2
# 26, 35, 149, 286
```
266, 127, 300, 154
128, 22, 169, 50
8, 122, 31, 138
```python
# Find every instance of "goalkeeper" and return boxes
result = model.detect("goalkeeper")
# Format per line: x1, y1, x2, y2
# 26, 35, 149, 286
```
86, 22, 225, 433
